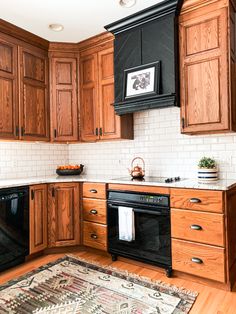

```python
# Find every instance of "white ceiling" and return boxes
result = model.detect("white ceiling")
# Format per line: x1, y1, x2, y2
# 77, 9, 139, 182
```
0, 0, 163, 43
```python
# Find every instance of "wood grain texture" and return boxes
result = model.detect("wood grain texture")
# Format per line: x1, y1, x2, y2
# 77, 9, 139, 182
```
48, 183, 80, 247
83, 221, 107, 251
180, 4, 231, 134
83, 182, 106, 199
29, 184, 47, 254
82, 198, 107, 224
171, 208, 225, 246
50, 57, 78, 142
20, 46, 49, 141
172, 238, 226, 282
80, 53, 99, 142
108, 184, 170, 195
0, 37, 18, 139
171, 188, 224, 213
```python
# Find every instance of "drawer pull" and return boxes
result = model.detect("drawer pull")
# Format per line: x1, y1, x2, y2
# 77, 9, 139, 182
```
190, 224, 202, 231
90, 209, 98, 215
91, 233, 98, 239
190, 198, 201, 203
191, 257, 203, 264
89, 189, 98, 193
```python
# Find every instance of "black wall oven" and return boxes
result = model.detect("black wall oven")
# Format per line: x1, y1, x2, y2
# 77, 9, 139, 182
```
107, 190, 172, 277
0, 186, 29, 272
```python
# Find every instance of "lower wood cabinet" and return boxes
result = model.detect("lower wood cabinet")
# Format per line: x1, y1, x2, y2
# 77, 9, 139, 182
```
48, 183, 80, 247
29, 184, 48, 254
172, 239, 226, 283
82, 182, 107, 251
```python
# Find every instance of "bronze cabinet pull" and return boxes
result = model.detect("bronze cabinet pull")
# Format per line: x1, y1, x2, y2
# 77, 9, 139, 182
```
190, 224, 202, 231
89, 189, 97, 193
91, 234, 98, 239
189, 198, 201, 203
90, 209, 98, 215
191, 257, 203, 264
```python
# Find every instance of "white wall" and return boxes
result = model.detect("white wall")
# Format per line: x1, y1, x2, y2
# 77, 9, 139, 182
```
0, 107, 236, 180
0, 142, 68, 179
69, 107, 236, 180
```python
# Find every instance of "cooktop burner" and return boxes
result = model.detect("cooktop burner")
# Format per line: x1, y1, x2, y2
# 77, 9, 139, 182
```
112, 176, 183, 183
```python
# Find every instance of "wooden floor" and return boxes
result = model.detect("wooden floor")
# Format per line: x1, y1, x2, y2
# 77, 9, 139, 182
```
1, 249, 236, 314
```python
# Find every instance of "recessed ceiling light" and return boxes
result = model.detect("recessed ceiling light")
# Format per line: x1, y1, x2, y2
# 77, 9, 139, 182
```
119, 0, 137, 8
49, 24, 64, 32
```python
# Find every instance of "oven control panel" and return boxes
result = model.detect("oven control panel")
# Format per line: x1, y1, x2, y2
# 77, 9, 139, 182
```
139, 195, 168, 205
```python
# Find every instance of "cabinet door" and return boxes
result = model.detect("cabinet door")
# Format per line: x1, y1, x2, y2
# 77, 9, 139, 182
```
20, 47, 49, 140
0, 37, 18, 139
30, 184, 47, 254
180, 7, 229, 134
51, 57, 78, 142
98, 47, 120, 140
48, 183, 80, 247
80, 53, 99, 142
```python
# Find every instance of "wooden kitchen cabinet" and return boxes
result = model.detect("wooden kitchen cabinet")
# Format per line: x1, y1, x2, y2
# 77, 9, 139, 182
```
20, 46, 49, 140
79, 34, 133, 142
48, 183, 80, 247
29, 184, 48, 254
179, 0, 236, 134
0, 35, 18, 139
50, 54, 78, 142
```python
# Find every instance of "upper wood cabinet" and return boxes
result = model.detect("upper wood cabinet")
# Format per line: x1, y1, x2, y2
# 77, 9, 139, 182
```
47, 182, 80, 247
180, 0, 236, 134
0, 35, 18, 139
20, 46, 49, 140
0, 30, 49, 141
79, 35, 133, 142
29, 184, 48, 254
50, 54, 78, 142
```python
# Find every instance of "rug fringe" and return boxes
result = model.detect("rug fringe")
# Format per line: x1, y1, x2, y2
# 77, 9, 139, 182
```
65, 254, 198, 298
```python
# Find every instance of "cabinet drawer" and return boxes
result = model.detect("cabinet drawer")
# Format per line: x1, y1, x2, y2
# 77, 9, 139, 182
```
172, 239, 225, 283
171, 209, 224, 246
83, 199, 106, 224
83, 183, 106, 199
171, 188, 223, 213
83, 221, 107, 251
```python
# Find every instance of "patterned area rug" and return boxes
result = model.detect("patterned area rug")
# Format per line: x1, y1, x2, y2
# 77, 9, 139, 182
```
0, 255, 197, 314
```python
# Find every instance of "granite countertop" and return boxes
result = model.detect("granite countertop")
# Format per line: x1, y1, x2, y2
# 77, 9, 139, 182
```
0, 175, 235, 191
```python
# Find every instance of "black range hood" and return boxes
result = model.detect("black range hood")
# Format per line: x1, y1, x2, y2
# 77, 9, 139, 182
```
105, 0, 183, 115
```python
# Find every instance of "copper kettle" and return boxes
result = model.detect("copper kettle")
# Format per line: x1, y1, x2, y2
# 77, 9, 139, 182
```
129, 157, 145, 179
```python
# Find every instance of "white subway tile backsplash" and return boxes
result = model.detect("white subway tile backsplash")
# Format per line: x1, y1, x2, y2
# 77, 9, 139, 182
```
69, 107, 236, 180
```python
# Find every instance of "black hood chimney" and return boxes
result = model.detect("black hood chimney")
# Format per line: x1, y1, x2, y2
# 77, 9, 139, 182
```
105, 0, 183, 115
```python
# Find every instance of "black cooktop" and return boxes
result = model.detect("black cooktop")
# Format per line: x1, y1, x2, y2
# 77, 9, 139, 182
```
112, 176, 183, 183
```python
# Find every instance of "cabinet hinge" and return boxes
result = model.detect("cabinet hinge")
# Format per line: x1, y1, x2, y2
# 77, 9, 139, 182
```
52, 187, 55, 197
54, 129, 57, 138
99, 127, 102, 136
15, 126, 19, 137
182, 118, 185, 129
95, 128, 98, 136
31, 190, 35, 200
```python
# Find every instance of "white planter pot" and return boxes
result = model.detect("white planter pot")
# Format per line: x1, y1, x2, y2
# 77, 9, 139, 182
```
198, 168, 218, 183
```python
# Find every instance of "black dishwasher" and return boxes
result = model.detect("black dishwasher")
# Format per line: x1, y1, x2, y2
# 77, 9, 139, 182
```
0, 186, 29, 272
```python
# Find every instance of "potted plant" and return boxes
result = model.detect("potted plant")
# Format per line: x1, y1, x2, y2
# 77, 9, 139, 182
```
198, 157, 218, 183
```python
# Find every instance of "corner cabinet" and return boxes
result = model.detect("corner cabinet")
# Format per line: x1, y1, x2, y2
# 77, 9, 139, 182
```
49, 47, 79, 142
79, 35, 133, 142
47, 183, 80, 247
29, 184, 48, 254
180, 0, 236, 134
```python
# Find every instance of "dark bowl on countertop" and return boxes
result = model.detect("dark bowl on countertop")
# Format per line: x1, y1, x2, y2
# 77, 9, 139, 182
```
56, 165, 84, 176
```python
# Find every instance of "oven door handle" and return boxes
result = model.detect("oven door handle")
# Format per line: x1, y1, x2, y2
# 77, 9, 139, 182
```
133, 209, 162, 216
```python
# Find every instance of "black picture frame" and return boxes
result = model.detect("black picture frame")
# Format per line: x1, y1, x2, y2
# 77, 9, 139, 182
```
123, 61, 160, 101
